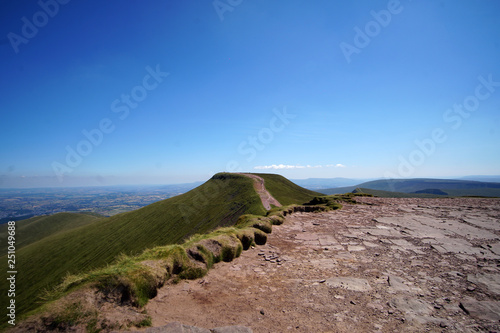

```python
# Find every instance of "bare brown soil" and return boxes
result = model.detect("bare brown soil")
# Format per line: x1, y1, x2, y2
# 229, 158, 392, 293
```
141, 197, 500, 333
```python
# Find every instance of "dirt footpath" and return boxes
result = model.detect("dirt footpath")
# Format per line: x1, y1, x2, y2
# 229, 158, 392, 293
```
144, 198, 500, 333
240, 174, 281, 210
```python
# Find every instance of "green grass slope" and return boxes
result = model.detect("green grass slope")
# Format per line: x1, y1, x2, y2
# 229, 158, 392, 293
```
255, 173, 323, 205
0, 173, 268, 323
0, 212, 103, 254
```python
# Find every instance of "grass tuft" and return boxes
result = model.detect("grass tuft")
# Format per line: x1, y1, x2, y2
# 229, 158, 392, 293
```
235, 228, 255, 250
253, 228, 268, 245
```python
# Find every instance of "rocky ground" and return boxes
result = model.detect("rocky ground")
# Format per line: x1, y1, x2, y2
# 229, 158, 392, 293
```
135, 197, 500, 333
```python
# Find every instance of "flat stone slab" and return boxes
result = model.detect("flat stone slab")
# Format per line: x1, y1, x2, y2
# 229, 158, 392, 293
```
462, 216, 500, 232
347, 245, 366, 252
130, 323, 253, 333
460, 299, 500, 322
358, 227, 403, 238
324, 244, 345, 251
488, 242, 500, 255
387, 275, 412, 293
212, 327, 254, 333
326, 277, 372, 291
334, 251, 354, 260
136, 322, 210, 333
467, 273, 500, 295
422, 238, 500, 259
377, 215, 500, 241
389, 297, 433, 316
374, 216, 450, 239
295, 232, 318, 241
310, 259, 336, 269
318, 235, 339, 246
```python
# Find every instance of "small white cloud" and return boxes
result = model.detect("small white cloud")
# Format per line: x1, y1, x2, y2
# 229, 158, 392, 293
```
326, 164, 346, 168
254, 164, 304, 170
254, 164, 329, 170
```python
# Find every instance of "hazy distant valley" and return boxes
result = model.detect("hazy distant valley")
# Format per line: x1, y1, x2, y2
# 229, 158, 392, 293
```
0, 182, 201, 223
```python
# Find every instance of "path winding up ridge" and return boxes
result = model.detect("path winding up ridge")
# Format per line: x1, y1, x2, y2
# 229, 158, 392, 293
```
240, 173, 282, 210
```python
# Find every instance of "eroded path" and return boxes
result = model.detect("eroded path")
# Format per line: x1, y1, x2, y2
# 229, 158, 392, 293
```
240, 173, 281, 210
144, 198, 500, 332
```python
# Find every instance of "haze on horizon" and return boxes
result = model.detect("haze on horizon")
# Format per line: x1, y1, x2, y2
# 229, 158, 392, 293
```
1, 0, 499, 188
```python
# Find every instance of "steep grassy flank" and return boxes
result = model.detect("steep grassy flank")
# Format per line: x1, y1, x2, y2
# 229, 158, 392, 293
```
254, 173, 323, 205
0, 212, 103, 253
0, 173, 266, 323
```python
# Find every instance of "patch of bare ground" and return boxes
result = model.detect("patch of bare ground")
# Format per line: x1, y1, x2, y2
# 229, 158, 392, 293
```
141, 197, 500, 332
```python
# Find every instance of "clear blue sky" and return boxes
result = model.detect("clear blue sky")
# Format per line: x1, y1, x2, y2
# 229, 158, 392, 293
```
1, 0, 499, 187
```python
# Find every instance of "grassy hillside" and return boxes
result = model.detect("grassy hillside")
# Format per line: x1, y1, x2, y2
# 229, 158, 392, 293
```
0, 212, 103, 254
0, 173, 269, 322
255, 173, 323, 205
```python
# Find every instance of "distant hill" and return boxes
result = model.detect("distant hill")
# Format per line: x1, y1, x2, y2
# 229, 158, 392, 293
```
321, 178, 500, 197
458, 175, 500, 183
0, 172, 319, 321
357, 178, 500, 192
351, 188, 441, 198
320, 186, 358, 195
0, 212, 103, 253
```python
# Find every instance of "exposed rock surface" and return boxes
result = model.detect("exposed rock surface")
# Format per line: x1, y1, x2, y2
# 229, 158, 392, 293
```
117, 322, 252, 333
144, 197, 500, 332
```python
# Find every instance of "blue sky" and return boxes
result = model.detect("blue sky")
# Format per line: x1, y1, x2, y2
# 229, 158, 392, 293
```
1, 0, 499, 187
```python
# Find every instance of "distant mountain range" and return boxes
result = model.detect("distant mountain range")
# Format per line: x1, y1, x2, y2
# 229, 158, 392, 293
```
319, 178, 500, 197
457, 175, 500, 183
293, 175, 500, 190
